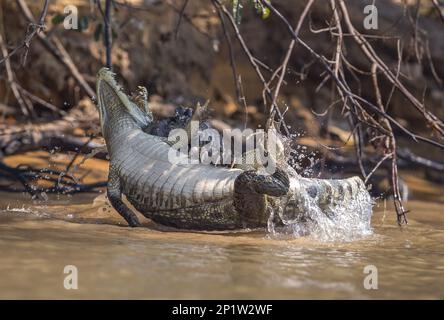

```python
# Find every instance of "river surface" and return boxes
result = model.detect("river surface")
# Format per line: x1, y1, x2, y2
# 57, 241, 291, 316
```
0, 190, 443, 299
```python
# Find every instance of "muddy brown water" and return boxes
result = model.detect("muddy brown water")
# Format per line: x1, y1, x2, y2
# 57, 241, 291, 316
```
0, 190, 443, 299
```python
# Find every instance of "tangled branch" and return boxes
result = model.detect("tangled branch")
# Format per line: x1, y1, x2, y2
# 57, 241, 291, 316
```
211, 0, 444, 224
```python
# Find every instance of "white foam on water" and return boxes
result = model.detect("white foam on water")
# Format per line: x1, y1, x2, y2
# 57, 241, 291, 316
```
5, 205, 33, 214
267, 168, 374, 243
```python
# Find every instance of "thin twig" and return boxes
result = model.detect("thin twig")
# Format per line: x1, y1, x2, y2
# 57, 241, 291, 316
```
269, 0, 314, 124
16, 0, 95, 98
98, 0, 114, 69
432, 0, 444, 23
215, 2, 242, 103
0, 0, 49, 66
212, 0, 290, 135
174, 0, 190, 39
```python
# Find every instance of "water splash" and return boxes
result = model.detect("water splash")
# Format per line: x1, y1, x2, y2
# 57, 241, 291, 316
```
268, 167, 374, 242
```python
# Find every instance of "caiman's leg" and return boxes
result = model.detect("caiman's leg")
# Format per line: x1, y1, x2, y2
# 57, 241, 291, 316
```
107, 165, 141, 227
132, 86, 151, 116
165, 101, 210, 147
130, 86, 161, 135
185, 101, 210, 131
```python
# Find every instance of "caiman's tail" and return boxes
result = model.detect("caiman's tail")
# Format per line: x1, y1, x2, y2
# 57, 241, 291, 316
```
234, 168, 290, 197
299, 176, 367, 206
274, 175, 373, 239
233, 168, 290, 227
281, 175, 372, 224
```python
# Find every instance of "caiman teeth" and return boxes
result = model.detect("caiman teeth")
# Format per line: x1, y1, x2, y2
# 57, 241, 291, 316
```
96, 67, 151, 129
97, 67, 129, 105
97, 67, 124, 93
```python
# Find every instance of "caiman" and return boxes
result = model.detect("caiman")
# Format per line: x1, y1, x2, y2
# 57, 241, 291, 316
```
96, 68, 370, 230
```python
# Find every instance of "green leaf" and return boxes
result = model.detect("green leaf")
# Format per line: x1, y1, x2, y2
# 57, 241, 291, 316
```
252, 0, 270, 19
262, 6, 270, 19
232, 0, 243, 25
76, 16, 89, 32
94, 23, 102, 41
112, 28, 118, 40
51, 13, 66, 25
232, 0, 271, 24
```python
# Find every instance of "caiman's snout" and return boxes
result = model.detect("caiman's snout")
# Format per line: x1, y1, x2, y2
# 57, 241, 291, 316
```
96, 68, 118, 101
96, 68, 151, 138
96, 68, 121, 134
96, 68, 129, 114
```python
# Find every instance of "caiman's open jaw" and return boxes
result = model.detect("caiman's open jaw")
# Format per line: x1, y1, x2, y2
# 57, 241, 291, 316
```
96, 68, 151, 134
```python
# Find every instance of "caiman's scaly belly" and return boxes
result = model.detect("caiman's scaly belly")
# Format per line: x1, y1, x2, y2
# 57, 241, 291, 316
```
126, 195, 247, 230
112, 129, 261, 230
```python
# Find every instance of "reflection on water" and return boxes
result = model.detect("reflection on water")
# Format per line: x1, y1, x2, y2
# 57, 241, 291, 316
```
0, 192, 443, 299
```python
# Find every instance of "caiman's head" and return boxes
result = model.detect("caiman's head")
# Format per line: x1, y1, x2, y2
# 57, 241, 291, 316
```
96, 68, 152, 141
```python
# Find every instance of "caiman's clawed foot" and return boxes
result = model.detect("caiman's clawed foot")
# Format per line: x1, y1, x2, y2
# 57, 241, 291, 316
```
120, 209, 141, 227
107, 165, 141, 227
131, 86, 151, 116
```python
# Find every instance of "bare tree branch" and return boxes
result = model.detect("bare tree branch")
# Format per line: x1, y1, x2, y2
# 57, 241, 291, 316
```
0, 0, 49, 66
16, 0, 95, 98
